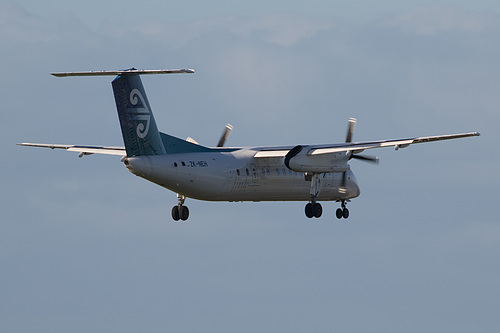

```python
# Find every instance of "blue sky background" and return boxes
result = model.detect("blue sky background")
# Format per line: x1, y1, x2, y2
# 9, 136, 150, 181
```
1, 0, 499, 332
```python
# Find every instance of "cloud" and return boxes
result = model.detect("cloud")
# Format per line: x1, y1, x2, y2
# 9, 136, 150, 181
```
5, 2, 498, 143
3, 4, 500, 333
223, 14, 333, 47
382, 5, 500, 35
0, 2, 93, 45
99, 13, 333, 49
0, 2, 55, 43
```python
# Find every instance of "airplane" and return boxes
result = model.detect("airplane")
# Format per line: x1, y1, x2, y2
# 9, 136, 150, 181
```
18, 68, 480, 221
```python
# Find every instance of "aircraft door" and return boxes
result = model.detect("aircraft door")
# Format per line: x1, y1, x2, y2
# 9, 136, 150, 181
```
250, 163, 258, 184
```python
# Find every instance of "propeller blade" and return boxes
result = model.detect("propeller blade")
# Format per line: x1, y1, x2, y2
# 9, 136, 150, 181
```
345, 118, 356, 143
351, 154, 379, 164
217, 124, 233, 147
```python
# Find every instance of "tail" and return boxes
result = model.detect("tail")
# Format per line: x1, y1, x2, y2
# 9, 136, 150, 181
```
51, 68, 195, 157
112, 74, 165, 156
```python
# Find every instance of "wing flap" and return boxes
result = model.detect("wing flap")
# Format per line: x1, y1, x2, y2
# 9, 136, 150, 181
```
254, 150, 290, 158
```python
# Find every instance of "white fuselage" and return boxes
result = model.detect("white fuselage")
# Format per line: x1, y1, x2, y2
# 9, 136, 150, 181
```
125, 148, 360, 202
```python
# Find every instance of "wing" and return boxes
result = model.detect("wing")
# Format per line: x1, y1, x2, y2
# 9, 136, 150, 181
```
308, 132, 480, 155
254, 132, 480, 173
17, 143, 126, 157
253, 132, 480, 158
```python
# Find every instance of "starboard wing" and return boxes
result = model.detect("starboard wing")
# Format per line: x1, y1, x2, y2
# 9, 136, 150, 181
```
252, 132, 480, 173
307, 132, 480, 155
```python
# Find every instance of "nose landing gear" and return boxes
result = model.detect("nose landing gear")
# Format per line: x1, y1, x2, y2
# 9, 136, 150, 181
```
335, 199, 350, 219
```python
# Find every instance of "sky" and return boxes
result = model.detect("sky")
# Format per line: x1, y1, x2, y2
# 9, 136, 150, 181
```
1, 0, 499, 332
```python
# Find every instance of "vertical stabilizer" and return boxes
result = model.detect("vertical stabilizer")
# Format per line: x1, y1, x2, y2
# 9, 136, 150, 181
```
112, 75, 166, 157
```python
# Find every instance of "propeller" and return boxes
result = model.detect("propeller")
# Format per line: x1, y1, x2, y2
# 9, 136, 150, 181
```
350, 154, 379, 163
341, 118, 379, 190
217, 124, 233, 147
344, 118, 379, 162
345, 117, 356, 143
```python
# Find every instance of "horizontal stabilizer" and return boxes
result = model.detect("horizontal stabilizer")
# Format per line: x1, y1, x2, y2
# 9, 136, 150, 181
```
51, 69, 195, 77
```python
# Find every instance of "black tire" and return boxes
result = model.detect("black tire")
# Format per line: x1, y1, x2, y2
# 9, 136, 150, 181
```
313, 202, 322, 218
180, 206, 190, 221
336, 208, 343, 219
342, 208, 349, 219
305, 203, 314, 218
172, 206, 180, 221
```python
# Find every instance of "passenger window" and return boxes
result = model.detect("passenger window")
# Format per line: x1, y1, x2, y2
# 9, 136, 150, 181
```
276, 168, 280, 176
237, 169, 240, 176
174, 162, 178, 167
266, 168, 270, 176
181, 162, 186, 167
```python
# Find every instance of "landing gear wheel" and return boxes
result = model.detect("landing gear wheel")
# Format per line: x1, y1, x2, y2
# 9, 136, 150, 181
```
180, 206, 189, 221
336, 208, 343, 219
342, 208, 349, 219
171, 206, 180, 221
313, 203, 322, 218
305, 203, 314, 218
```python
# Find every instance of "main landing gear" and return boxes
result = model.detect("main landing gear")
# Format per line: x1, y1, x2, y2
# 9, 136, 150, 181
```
305, 173, 325, 218
305, 173, 323, 219
305, 202, 322, 218
171, 194, 189, 221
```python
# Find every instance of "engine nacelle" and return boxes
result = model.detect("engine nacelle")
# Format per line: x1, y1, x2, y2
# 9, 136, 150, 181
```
284, 145, 350, 173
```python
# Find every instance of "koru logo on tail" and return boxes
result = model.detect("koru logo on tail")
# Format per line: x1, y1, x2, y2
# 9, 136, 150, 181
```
127, 89, 151, 139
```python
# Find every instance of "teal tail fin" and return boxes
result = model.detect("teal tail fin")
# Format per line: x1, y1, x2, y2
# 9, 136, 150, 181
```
112, 74, 166, 157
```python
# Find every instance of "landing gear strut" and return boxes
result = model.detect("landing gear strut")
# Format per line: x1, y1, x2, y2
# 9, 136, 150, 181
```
336, 199, 350, 219
172, 194, 189, 221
